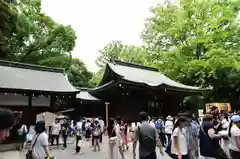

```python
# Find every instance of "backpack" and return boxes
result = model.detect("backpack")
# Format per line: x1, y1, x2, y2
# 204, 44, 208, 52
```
92, 124, 101, 137
155, 119, 162, 129
138, 126, 156, 154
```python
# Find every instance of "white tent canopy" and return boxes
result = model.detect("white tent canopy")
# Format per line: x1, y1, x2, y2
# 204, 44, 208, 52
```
36, 111, 57, 127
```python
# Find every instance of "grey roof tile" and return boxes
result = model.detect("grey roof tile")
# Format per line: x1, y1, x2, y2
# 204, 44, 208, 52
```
0, 60, 79, 93
101, 60, 204, 92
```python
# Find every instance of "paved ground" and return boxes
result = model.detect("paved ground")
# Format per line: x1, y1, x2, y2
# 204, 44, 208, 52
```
1, 136, 172, 159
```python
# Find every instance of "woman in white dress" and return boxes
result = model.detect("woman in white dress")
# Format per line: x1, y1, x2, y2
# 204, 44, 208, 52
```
108, 118, 118, 159
108, 118, 126, 159
171, 116, 189, 159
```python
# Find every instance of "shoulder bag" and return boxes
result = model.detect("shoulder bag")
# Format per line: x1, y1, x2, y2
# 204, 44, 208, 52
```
138, 126, 156, 158
26, 134, 40, 159
109, 126, 117, 144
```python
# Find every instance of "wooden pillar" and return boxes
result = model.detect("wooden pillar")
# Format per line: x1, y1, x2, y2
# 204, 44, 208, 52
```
105, 102, 110, 128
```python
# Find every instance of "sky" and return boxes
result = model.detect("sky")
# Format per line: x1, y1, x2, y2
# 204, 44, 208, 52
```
41, 0, 161, 72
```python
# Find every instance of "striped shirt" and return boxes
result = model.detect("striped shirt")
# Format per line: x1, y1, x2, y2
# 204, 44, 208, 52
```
185, 121, 198, 149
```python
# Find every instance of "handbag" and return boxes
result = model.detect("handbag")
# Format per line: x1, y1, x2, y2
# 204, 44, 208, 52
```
92, 129, 101, 137
77, 140, 85, 147
109, 126, 118, 144
26, 134, 40, 159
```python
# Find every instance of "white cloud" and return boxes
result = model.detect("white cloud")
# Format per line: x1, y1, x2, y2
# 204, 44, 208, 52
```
41, 0, 160, 72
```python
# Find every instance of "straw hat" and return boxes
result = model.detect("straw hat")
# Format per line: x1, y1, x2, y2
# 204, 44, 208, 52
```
166, 115, 173, 120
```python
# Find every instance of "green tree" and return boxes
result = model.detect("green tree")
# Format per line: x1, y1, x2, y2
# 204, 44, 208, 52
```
7, 0, 76, 66
92, 40, 148, 86
142, 0, 240, 109
0, 0, 17, 57
67, 58, 93, 87
96, 40, 147, 68
89, 69, 104, 87
0, 0, 93, 88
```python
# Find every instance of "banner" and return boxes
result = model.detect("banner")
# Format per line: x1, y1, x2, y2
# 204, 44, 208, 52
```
206, 103, 231, 112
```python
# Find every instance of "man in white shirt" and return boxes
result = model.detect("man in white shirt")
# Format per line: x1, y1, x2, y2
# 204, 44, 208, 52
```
98, 117, 105, 143
75, 119, 83, 153
165, 115, 174, 145
51, 119, 61, 147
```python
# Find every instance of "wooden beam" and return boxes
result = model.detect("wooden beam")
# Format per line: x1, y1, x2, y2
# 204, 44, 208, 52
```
105, 102, 110, 128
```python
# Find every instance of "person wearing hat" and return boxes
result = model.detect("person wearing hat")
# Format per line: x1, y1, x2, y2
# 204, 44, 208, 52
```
165, 115, 174, 146
171, 116, 189, 159
228, 115, 240, 159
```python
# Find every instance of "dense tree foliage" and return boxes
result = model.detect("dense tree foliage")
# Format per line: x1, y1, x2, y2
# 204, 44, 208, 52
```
96, 40, 148, 68
142, 0, 240, 109
0, 0, 17, 56
95, 0, 240, 110
0, 0, 92, 87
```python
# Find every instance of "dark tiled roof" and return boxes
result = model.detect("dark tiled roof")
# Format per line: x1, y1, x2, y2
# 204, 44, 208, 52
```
0, 60, 79, 93
98, 60, 205, 92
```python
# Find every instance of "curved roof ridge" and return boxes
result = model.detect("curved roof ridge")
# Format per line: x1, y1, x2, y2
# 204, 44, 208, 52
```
0, 60, 64, 73
106, 62, 204, 92
113, 60, 158, 72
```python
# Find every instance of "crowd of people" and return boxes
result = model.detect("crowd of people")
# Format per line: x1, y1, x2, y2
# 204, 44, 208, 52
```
1, 107, 240, 159
197, 107, 240, 159
158, 107, 240, 159
46, 117, 106, 152
129, 108, 240, 159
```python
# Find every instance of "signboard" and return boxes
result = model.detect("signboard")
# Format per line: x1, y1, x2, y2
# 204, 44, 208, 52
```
206, 103, 231, 112
198, 109, 204, 117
